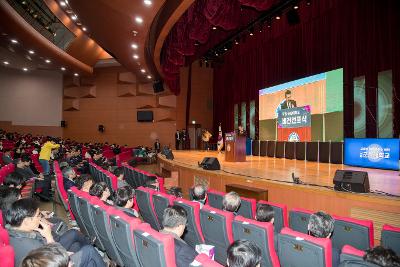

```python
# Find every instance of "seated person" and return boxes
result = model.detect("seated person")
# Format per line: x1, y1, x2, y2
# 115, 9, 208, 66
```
114, 186, 138, 217
89, 182, 112, 204
62, 167, 77, 191
167, 186, 183, 198
227, 240, 262, 267
2, 148, 13, 164
144, 175, 159, 191
21, 243, 70, 267
75, 174, 94, 193
160, 205, 198, 267
363, 246, 400, 267
113, 167, 128, 188
5, 198, 104, 267
308, 211, 339, 267
92, 150, 110, 170
0, 186, 21, 222
223, 191, 241, 215
255, 203, 277, 249
4, 172, 25, 189
192, 184, 207, 209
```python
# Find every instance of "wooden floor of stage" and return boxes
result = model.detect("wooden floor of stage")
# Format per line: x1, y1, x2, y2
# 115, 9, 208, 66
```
171, 150, 400, 196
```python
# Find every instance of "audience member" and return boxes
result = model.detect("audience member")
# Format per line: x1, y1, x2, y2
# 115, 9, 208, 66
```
160, 205, 198, 267
191, 184, 207, 208
363, 246, 400, 267
255, 203, 274, 224
2, 148, 13, 164
21, 243, 70, 267
113, 167, 128, 188
144, 175, 159, 191
62, 167, 77, 191
114, 186, 138, 217
223, 191, 241, 214
75, 174, 94, 192
308, 211, 339, 267
227, 240, 262, 267
5, 199, 104, 267
167, 186, 183, 198
89, 182, 112, 203
4, 172, 25, 189
39, 137, 60, 175
0, 186, 21, 222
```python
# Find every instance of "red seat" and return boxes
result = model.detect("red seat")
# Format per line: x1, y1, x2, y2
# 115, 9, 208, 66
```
340, 245, 365, 261
289, 207, 314, 234
190, 254, 224, 267
258, 200, 288, 233
236, 196, 257, 219
136, 186, 161, 230
0, 227, 10, 245
206, 189, 225, 210
332, 215, 374, 250
381, 224, 400, 255
0, 245, 14, 267
153, 192, 176, 225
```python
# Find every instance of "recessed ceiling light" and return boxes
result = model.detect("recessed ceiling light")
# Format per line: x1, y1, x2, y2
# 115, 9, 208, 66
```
3, 61, 9, 65
82, 27, 87, 31
293, 5, 299, 9
147, 75, 152, 79
22, 67, 28, 72
74, 73, 79, 76
132, 30, 138, 36
71, 15, 77, 20
45, 59, 51, 63
140, 69, 146, 73
135, 16, 143, 24
144, 0, 152, 5
60, 1, 66, 7
133, 54, 139, 59
275, 15, 281, 20
76, 22, 82, 26
212, 26, 217, 30
11, 39, 18, 44
131, 43, 138, 49
65, 0, 69, 3
28, 50, 35, 54
61, 67, 66, 71
66, 9, 73, 14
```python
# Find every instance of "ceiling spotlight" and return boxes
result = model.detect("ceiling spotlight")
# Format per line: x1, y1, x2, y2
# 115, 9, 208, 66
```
275, 15, 281, 20
144, 0, 152, 6
45, 59, 51, 63
293, 4, 299, 9
61, 67, 66, 71
306, 0, 311, 6
71, 15, 77, 20
77, 22, 82, 26
147, 75, 152, 79
224, 47, 227, 51
135, 16, 143, 24
22, 67, 28, 72
234, 39, 239, 45
65, 0, 69, 3
215, 52, 219, 56
11, 39, 18, 44
82, 27, 87, 31
3, 61, 9, 65
132, 30, 138, 36
60, 1, 66, 7
212, 26, 217, 30
74, 73, 79, 76
131, 43, 138, 49
133, 54, 139, 59
28, 50, 35, 54
141, 69, 146, 73
66, 9, 73, 14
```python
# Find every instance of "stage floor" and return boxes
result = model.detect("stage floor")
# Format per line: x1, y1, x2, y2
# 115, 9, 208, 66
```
171, 150, 400, 196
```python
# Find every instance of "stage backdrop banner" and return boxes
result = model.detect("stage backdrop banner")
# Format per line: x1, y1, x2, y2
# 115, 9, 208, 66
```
344, 138, 400, 170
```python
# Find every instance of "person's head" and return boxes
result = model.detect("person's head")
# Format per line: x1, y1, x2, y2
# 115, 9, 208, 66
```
21, 153, 32, 167
114, 186, 135, 208
21, 243, 71, 267
192, 184, 207, 203
89, 182, 110, 201
162, 205, 187, 237
255, 203, 274, 224
145, 175, 159, 190
223, 191, 241, 213
4, 172, 25, 188
93, 150, 103, 160
285, 90, 292, 101
113, 167, 124, 180
75, 174, 94, 192
308, 211, 334, 238
4, 148, 11, 155
5, 198, 40, 230
62, 167, 76, 181
227, 240, 262, 267
363, 246, 400, 267
0, 186, 21, 212
238, 125, 243, 131
167, 187, 183, 198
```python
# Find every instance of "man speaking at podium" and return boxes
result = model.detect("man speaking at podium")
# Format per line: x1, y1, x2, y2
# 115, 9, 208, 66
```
275, 89, 297, 117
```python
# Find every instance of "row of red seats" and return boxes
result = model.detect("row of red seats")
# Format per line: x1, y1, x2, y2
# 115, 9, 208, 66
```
0, 225, 14, 267
0, 163, 15, 184
122, 163, 165, 193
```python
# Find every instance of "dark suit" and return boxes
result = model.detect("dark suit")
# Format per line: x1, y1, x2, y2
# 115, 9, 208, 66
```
174, 238, 198, 267
280, 100, 297, 109
332, 247, 340, 267
175, 132, 180, 150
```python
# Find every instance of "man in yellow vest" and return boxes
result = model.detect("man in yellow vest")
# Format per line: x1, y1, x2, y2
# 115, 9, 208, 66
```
39, 137, 60, 175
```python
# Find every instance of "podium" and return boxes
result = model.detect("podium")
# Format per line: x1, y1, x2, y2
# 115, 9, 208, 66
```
225, 132, 246, 162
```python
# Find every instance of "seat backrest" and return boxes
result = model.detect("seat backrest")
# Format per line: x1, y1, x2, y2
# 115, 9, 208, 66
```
289, 208, 313, 234
233, 216, 280, 267
200, 205, 234, 264
90, 204, 124, 266
109, 209, 143, 267
207, 190, 224, 210
153, 192, 176, 226
258, 200, 288, 233
136, 187, 161, 230
0, 245, 14, 267
332, 215, 374, 250
381, 224, 400, 255
236, 196, 256, 219
68, 188, 89, 236
174, 199, 205, 248
54, 161, 69, 211
0, 227, 10, 244
190, 254, 224, 267
339, 246, 379, 267
134, 224, 176, 267
0, 210, 3, 228
278, 227, 332, 267
122, 166, 138, 188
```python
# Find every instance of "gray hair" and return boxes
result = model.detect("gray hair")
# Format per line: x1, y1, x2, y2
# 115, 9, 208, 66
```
193, 184, 207, 202
223, 191, 241, 212
307, 211, 335, 238
162, 205, 187, 229
62, 167, 75, 179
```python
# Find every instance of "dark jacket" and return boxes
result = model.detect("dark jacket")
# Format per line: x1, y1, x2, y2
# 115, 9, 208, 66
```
160, 230, 197, 267
280, 99, 297, 109
63, 177, 76, 191
14, 166, 36, 181
2, 154, 13, 164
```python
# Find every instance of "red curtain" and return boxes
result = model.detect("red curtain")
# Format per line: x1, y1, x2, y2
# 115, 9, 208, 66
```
213, 0, 400, 138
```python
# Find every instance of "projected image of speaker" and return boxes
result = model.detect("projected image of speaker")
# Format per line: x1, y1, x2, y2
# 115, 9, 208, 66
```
333, 170, 369, 193
199, 157, 220, 170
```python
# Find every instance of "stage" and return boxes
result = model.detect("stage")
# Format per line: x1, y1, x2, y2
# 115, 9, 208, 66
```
157, 150, 400, 243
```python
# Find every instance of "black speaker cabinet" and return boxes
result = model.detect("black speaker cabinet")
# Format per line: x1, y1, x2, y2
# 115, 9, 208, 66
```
267, 141, 276, 157
275, 141, 285, 158
285, 142, 295, 159
252, 140, 260, 156
260, 141, 268, 156
98, 125, 105, 133
60, 120, 66, 127
333, 170, 369, 193
200, 157, 220, 170
319, 142, 330, 163
296, 142, 306, 160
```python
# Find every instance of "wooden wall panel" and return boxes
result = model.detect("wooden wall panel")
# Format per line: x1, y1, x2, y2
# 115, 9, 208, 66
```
0, 121, 63, 137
